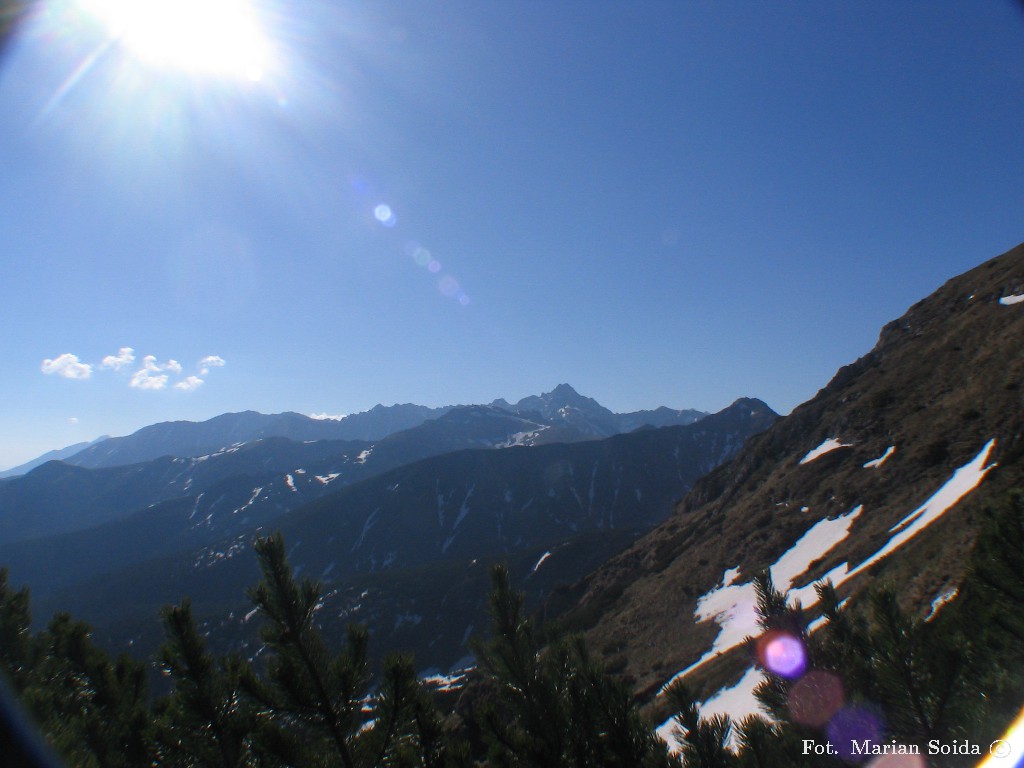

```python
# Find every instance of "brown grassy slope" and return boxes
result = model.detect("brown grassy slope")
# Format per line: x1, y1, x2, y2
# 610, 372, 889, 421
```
551, 241, 1024, 705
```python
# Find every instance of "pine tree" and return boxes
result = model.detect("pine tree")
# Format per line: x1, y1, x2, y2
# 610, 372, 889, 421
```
763, 565, 989, 766
958, 489, 1024, 746
156, 598, 265, 767
966, 489, 1024, 647
245, 533, 372, 766
24, 613, 154, 767
243, 532, 467, 768
475, 564, 668, 768
0, 567, 35, 695
662, 682, 736, 768
745, 571, 807, 724
733, 716, 796, 768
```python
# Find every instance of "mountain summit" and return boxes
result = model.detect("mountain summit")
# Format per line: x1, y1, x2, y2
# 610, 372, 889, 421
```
495, 384, 706, 438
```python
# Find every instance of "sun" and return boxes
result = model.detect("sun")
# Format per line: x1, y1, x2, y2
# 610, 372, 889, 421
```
77, 0, 272, 81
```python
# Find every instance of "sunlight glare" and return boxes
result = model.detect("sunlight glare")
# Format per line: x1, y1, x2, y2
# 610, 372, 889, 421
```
77, 0, 272, 79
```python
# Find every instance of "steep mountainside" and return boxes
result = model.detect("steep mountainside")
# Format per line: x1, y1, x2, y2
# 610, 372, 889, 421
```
29, 399, 776, 672
555, 242, 1024, 721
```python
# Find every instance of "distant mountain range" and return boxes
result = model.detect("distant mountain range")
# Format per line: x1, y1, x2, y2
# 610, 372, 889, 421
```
1, 384, 707, 477
0, 435, 109, 479
0, 385, 762, 673
0, 386, 708, 544
35, 398, 772, 668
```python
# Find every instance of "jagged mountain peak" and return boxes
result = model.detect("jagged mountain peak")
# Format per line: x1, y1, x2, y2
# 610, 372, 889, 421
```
510, 383, 611, 413
550, 382, 580, 397
498, 384, 622, 437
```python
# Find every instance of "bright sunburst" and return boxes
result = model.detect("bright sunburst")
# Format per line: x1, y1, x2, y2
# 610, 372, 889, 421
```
77, 0, 271, 81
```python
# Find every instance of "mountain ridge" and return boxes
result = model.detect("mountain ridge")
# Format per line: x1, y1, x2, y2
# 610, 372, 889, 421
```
4, 385, 710, 476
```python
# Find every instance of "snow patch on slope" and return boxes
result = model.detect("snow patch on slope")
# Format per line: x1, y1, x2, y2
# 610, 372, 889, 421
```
999, 294, 1024, 306
532, 551, 552, 573
799, 438, 852, 465
660, 507, 863, 691
653, 435, 994, 751
925, 588, 959, 622
863, 446, 895, 469
421, 669, 471, 692
453, 485, 475, 530
656, 667, 766, 753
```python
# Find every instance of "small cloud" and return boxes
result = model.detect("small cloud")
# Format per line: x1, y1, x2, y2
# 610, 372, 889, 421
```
68, 416, 79, 425
199, 355, 226, 375
174, 376, 204, 391
101, 347, 135, 370
309, 412, 346, 421
130, 368, 168, 390
41, 353, 92, 380
138, 355, 181, 374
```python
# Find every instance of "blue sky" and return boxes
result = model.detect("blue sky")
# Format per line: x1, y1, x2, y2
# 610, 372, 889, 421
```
1, 1, 1023, 470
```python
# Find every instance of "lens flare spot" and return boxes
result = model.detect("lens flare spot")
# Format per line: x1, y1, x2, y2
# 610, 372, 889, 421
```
827, 706, 884, 763
427, 260, 442, 273
788, 670, 845, 727
756, 631, 807, 679
458, 293, 470, 306
374, 204, 396, 227
439, 276, 460, 297
414, 248, 431, 267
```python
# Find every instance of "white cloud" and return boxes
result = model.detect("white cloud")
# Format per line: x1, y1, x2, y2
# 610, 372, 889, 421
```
44, 347, 223, 392
68, 416, 79, 425
101, 347, 135, 370
138, 355, 181, 375
309, 412, 346, 421
174, 376, 204, 391
130, 368, 168, 390
41, 353, 93, 380
199, 355, 226, 375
